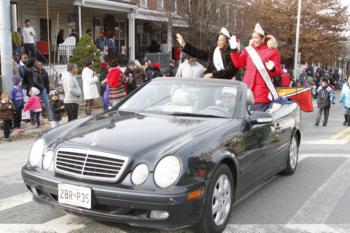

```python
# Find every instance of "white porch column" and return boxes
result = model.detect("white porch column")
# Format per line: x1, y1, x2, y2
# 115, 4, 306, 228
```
167, 12, 173, 54
78, 5, 82, 38
128, 12, 135, 61
0, 0, 13, 93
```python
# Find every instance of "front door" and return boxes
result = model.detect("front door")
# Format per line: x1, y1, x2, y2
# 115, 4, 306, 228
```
233, 119, 277, 193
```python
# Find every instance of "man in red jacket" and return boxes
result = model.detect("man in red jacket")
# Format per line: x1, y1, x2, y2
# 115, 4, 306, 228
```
280, 68, 291, 87
229, 23, 281, 111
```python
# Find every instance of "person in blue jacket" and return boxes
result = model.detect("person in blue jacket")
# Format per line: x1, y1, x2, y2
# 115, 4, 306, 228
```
11, 76, 25, 132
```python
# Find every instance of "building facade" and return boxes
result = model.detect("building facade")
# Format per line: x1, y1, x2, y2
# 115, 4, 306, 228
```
11, 0, 187, 63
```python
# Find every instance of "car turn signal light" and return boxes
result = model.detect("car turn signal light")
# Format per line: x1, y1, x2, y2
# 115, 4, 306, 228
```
187, 188, 204, 201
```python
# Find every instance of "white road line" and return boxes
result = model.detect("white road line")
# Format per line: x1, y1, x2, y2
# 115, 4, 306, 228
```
301, 140, 348, 145
0, 214, 120, 233
0, 192, 33, 212
225, 224, 350, 233
288, 159, 350, 224
299, 154, 350, 161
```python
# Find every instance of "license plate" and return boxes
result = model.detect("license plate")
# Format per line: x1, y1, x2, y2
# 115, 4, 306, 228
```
58, 184, 91, 209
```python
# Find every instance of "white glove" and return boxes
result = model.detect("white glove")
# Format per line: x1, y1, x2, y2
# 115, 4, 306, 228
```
265, 60, 275, 71
176, 33, 186, 48
229, 35, 238, 50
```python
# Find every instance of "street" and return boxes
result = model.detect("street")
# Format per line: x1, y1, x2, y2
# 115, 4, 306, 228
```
1, 101, 350, 233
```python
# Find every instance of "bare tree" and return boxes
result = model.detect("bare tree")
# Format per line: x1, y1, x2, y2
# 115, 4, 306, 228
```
237, 0, 349, 66
178, 0, 222, 48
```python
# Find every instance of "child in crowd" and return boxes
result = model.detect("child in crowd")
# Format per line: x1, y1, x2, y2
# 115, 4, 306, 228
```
0, 93, 15, 142
315, 78, 335, 127
340, 76, 350, 126
24, 87, 42, 128
49, 90, 64, 128
11, 76, 25, 133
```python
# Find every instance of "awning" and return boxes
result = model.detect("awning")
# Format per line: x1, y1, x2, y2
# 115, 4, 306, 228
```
135, 9, 188, 28
73, 0, 137, 12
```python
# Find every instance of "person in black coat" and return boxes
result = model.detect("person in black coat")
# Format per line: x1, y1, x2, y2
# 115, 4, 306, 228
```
176, 27, 238, 80
48, 90, 64, 128
37, 61, 50, 93
23, 58, 36, 96
122, 60, 137, 94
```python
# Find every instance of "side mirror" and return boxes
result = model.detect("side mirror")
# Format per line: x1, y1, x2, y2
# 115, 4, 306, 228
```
249, 112, 273, 125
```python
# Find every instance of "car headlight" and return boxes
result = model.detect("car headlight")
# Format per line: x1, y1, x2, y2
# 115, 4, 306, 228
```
29, 139, 46, 167
42, 150, 54, 170
154, 156, 181, 188
131, 163, 149, 185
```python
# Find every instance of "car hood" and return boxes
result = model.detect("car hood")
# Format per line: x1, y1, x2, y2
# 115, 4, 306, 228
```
53, 111, 230, 162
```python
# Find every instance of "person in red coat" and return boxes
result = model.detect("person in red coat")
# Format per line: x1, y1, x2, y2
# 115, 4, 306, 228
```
229, 23, 282, 111
280, 69, 291, 87
106, 59, 123, 88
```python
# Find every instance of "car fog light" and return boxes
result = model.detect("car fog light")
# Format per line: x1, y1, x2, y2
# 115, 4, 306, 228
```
149, 210, 169, 220
42, 150, 54, 170
131, 163, 149, 185
29, 139, 46, 167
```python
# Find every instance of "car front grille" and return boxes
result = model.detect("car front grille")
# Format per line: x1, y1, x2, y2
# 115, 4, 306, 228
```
55, 148, 129, 182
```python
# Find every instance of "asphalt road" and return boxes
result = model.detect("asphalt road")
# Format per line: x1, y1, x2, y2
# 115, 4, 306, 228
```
1, 99, 350, 233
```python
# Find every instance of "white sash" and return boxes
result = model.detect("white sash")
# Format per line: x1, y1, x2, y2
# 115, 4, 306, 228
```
246, 46, 279, 101
213, 47, 225, 71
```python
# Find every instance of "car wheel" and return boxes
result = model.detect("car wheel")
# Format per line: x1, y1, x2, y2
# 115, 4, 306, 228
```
281, 134, 299, 175
193, 164, 234, 233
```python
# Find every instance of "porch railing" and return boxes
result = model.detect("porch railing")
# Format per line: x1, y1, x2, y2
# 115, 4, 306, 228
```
144, 52, 171, 68
56, 45, 76, 64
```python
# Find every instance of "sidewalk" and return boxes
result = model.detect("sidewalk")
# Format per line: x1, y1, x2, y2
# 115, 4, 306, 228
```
0, 117, 52, 144
0, 106, 105, 143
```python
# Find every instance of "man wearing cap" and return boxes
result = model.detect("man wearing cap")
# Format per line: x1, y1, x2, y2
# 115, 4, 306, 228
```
219, 87, 236, 115
165, 60, 178, 77
176, 27, 238, 80
229, 23, 282, 111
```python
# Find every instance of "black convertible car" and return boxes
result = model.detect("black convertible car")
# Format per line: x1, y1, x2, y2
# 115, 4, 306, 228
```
22, 78, 301, 233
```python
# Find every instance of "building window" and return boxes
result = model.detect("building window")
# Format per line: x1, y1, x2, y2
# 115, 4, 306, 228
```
157, 0, 164, 10
139, 0, 147, 8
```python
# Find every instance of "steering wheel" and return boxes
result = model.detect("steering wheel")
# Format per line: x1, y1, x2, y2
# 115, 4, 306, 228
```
203, 106, 229, 116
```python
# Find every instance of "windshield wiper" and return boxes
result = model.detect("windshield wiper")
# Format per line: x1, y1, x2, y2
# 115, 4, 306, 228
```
168, 112, 225, 118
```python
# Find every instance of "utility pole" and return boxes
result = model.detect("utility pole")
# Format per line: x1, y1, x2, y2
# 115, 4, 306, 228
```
294, 0, 302, 82
0, 0, 13, 93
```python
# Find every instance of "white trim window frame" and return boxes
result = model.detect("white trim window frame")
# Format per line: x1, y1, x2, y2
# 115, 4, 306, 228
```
139, 0, 148, 8
157, 0, 164, 10
174, 0, 177, 14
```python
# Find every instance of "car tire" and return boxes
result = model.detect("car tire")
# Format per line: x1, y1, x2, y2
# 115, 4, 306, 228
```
193, 164, 234, 233
281, 134, 299, 175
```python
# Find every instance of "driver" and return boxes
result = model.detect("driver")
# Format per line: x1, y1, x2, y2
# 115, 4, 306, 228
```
217, 87, 236, 114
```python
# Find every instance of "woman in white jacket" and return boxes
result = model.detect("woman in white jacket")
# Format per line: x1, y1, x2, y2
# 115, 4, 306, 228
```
82, 60, 99, 115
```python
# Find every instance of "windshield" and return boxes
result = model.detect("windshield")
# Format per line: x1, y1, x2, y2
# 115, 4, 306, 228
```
118, 80, 238, 118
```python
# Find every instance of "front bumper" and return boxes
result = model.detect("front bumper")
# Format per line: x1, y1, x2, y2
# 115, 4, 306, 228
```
21, 166, 204, 230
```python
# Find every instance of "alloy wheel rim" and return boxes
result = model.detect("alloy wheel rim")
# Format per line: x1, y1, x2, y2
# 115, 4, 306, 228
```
289, 137, 298, 169
212, 174, 231, 226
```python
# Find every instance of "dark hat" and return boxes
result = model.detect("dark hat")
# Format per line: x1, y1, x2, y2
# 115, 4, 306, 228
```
127, 60, 135, 66
12, 75, 22, 86
85, 59, 93, 67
